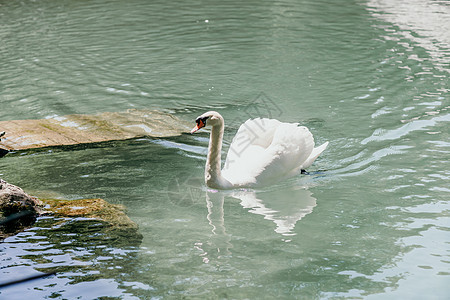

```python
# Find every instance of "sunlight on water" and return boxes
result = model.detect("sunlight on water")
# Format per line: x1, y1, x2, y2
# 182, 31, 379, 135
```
1, 0, 449, 299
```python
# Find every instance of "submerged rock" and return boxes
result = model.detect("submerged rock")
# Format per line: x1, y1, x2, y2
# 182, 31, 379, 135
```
42, 198, 143, 245
44, 198, 139, 233
0, 109, 191, 153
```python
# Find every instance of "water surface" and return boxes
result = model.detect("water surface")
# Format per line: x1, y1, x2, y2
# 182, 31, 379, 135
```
1, 0, 449, 299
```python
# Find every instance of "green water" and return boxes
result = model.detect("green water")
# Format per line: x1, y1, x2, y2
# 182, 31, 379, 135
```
1, 0, 449, 299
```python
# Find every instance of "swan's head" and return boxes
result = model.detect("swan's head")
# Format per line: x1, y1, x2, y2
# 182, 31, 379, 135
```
190, 111, 223, 134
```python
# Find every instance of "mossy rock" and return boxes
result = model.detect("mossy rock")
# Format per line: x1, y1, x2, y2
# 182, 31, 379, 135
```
42, 198, 143, 245
1, 179, 141, 242
43, 198, 138, 232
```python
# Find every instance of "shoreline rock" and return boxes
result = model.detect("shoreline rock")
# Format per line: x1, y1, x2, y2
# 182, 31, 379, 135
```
1, 179, 141, 241
0, 179, 43, 236
0, 179, 43, 214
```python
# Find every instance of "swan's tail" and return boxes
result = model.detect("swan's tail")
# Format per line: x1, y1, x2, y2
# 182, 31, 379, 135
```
301, 141, 329, 169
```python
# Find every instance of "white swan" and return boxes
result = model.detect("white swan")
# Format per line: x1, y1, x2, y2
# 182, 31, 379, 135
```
191, 111, 328, 189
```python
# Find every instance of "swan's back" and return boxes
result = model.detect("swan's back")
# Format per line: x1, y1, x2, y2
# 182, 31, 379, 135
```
222, 118, 321, 187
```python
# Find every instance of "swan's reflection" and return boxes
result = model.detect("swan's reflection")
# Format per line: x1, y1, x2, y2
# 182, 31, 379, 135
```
205, 190, 233, 256
195, 191, 232, 264
200, 186, 317, 262
231, 187, 316, 236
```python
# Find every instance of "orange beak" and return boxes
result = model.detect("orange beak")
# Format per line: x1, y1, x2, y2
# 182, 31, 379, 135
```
190, 119, 205, 134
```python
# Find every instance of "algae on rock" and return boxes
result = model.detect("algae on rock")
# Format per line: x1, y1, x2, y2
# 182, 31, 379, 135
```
44, 198, 139, 232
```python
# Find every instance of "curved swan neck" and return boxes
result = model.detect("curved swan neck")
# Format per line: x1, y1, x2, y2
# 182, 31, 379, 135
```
207, 123, 223, 172
205, 119, 232, 189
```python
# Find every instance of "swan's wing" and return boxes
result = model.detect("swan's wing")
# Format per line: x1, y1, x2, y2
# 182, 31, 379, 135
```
300, 141, 329, 170
223, 118, 281, 171
222, 118, 281, 186
223, 120, 316, 186
253, 124, 314, 185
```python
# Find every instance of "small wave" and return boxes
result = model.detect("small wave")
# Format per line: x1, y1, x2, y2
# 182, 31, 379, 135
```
362, 113, 450, 145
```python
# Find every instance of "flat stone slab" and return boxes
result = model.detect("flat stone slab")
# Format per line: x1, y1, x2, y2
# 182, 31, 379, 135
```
0, 109, 190, 153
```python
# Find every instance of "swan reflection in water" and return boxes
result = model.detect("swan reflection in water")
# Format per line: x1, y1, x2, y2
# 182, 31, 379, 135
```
231, 187, 316, 236
197, 185, 317, 262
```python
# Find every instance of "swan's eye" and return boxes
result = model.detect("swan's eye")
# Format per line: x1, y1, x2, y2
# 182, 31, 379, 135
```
196, 117, 208, 129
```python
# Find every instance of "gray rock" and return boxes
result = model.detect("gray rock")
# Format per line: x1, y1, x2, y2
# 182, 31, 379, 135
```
0, 179, 43, 214
0, 179, 43, 237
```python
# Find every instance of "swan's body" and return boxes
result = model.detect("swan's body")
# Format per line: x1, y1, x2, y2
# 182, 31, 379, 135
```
191, 111, 328, 189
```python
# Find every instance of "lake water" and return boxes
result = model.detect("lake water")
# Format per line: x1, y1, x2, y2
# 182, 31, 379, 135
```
1, 0, 449, 299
